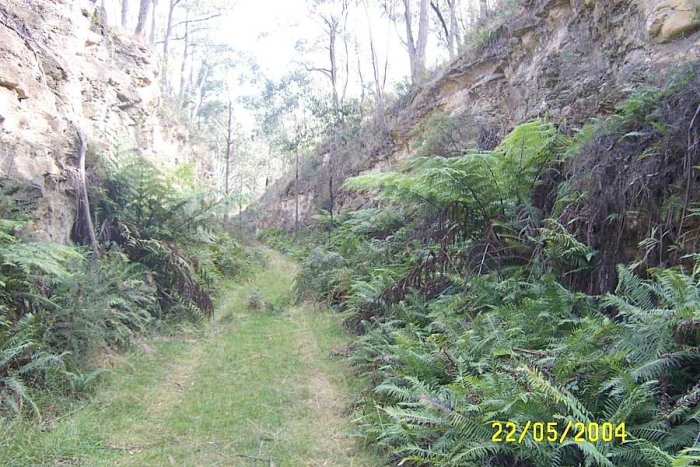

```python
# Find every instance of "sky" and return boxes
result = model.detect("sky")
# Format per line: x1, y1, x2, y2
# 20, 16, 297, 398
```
216, 0, 412, 90
221, 0, 313, 80
101, 0, 441, 196
104, 0, 438, 104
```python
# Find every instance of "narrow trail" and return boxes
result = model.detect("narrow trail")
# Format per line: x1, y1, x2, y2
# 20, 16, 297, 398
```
4, 250, 380, 467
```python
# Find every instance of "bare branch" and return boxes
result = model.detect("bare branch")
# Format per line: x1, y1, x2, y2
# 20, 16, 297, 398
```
170, 13, 221, 30
430, 0, 449, 41
302, 64, 333, 79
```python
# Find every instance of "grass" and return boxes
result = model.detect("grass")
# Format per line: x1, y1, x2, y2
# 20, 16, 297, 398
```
0, 250, 382, 466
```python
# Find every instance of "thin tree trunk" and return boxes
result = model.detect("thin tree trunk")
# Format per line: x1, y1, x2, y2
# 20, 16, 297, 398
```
76, 128, 100, 258
479, 0, 489, 22
341, 34, 350, 105
223, 100, 233, 225
295, 149, 299, 230
414, 0, 429, 81
162, 0, 177, 93
149, 0, 157, 44
121, 0, 128, 28
364, 0, 389, 134
178, 9, 189, 107
329, 21, 339, 108
238, 175, 243, 233
355, 40, 366, 113
190, 63, 210, 122
134, 0, 151, 38
265, 146, 272, 188
329, 129, 336, 225
431, 0, 455, 58
448, 0, 461, 54
184, 47, 196, 112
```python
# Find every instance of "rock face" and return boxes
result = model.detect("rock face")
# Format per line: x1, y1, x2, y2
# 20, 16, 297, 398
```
645, 0, 700, 43
250, 0, 700, 230
0, 0, 199, 242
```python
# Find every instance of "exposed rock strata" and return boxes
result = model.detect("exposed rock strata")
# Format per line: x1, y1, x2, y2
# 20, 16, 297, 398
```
251, 0, 700, 230
0, 0, 199, 242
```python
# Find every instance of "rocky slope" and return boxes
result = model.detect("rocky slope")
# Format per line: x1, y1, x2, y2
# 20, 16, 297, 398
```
0, 0, 201, 243
250, 0, 700, 230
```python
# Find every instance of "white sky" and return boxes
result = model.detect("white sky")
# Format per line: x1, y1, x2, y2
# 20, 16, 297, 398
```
216, 0, 412, 89
104, 0, 441, 105
222, 0, 313, 80
102, 0, 444, 196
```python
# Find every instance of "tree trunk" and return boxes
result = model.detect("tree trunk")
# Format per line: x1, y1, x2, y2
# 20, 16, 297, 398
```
414, 0, 429, 81
448, 0, 461, 54
355, 40, 366, 114
223, 100, 233, 225
178, 9, 189, 107
149, 0, 157, 44
238, 175, 244, 233
76, 128, 100, 258
365, 0, 389, 134
190, 62, 210, 122
479, 0, 489, 22
184, 46, 196, 112
134, 0, 151, 38
295, 149, 299, 230
431, 0, 457, 58
402, 0, 416, 79
329, 129, 336, 225
162, 0, 177, 93
121, 0, 128, 28
328, 19, 339, 108
403, 0, 429, 84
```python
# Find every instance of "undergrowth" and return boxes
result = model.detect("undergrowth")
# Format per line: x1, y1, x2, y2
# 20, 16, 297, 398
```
263, 62, 700, 466
0, 155, 260, 421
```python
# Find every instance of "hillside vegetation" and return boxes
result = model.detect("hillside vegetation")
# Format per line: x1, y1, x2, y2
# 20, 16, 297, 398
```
0, 157, 258, 421
262, 63, 700, 466
2, 0, 700, 465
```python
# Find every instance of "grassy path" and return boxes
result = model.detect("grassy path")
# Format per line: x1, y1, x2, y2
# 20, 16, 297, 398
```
2, 250, 381, 466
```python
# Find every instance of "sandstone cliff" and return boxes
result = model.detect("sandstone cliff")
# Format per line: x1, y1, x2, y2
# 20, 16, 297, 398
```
0, 0, 201, 243
250, 0, 700, 230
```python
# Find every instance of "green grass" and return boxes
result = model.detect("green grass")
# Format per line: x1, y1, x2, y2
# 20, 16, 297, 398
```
0, 250, 381, 466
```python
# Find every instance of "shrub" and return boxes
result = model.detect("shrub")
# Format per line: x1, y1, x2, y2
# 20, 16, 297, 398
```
292, 71, 700, 465
41, 249, 156, 367
295, 247, 347, 303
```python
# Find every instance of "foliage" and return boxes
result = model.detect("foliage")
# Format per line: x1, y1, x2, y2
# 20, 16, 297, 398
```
191, 228, 262, 282
0, 153, 259, 418
93, 157, 239, 318
295, 247, 348, 303
288, 71, 700, 466
0, 314, 61, 418
344, 119, 560, 226
247, 289, 264, 310
41, 250, 157, 366
0, 207, 157, 416
561, 62, 700, 291
257, 227, 310, 259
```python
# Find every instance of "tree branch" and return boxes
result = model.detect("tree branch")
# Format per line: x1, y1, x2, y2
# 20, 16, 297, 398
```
430, 0, 449, 41
302, 64, 333, 79
170, 13, 221, 30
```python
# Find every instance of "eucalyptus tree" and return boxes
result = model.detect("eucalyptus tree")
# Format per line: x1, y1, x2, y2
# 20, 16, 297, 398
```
429, 0, 462, 58
361, 0, 390, 133
301, 0, 363, 221
157, 0, 226, 98
134, 0, 151, 38
245, 71, 320, 229
121, 0, 129, 27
